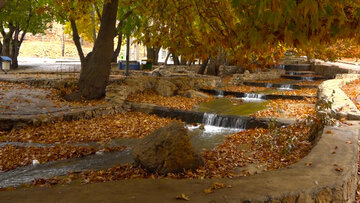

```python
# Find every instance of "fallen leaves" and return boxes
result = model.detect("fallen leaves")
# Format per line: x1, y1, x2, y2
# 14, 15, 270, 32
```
0, 112, 175, 143
252, 98, 316, 119
342, 79, 360, 110
0, 145, 98, 172
203, 182, 231, 194
127, 90, 213, 111
175, 193, 190, 201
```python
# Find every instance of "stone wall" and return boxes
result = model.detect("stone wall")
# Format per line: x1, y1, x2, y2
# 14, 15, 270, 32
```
231, 69, 285, 85
318, 74, 360, 120
311, 64, 351, 78
105, 76, 221, 104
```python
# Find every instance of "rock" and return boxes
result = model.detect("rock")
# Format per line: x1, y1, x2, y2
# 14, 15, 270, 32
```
155, 79, 178, 97
133, 122, 204, 174
182, 90, 210, 98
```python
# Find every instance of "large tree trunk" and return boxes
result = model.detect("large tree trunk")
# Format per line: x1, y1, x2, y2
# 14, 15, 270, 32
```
173, 54, 180, 65
206, 51, 226, 76
180, 57, 187, 65
197, 57, 209, 74
146, 47, 160, 65
77, 0, 118, 100
0, 0, 5, 9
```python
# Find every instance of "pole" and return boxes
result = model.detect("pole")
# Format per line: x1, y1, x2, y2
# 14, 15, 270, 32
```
125, 35, 130, 76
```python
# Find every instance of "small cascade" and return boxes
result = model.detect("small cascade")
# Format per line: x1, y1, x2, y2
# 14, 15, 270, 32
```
274, 64, 285, 70
265, 83, 273, 88
301, 77, 314, 81
242, 93, 266, 102
215, 90, 224, 97
277, 84, 293, 90
202, 113, 246, 129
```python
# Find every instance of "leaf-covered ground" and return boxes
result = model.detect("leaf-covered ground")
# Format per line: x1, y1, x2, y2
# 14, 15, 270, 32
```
0, 112, 175, 144
0, 145, 97, 172
271, 88, 317, 96
24, 119, 316, 186
252, 98, 316, 119
127, 90, 213, 111
293, 80, 325, 86
342, 79, 360, 110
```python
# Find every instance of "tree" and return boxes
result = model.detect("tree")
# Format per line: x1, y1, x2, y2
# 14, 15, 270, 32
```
54, 0, 119, 100
0, 0, 52, 69
0, 0, 5, 9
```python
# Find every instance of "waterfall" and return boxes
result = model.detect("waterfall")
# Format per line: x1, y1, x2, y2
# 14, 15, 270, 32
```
242, 93, 266, 102
215, 90, 224, 97
202, 113, 246, 129
277, 84, 293, 90
301, 77, 314, 81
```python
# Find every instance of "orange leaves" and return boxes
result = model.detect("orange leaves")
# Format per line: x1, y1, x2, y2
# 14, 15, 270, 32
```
253, 99, 316, 119
342, 79, 360, 110
0, 145, 98, 172
0, 112, 175, 144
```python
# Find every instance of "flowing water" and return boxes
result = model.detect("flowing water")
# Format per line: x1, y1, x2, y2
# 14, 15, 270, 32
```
242, 93, 266, 102
197, 98, 269, 116
277, 84, 293, 91
0, 111, 247, 188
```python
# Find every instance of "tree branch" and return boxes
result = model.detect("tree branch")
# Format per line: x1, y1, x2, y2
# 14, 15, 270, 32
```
70, 19, 85, 63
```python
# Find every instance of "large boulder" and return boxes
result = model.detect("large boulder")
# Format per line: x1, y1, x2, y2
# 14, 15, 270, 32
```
155, 79, 178, 97
133, 122, 204, 174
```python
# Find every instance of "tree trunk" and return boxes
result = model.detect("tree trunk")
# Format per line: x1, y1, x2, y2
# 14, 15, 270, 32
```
78, 0, 118, 100
0, 0, 5, 9
197, 57, 209, 74
146, 47, 160, 65
180, 57, 187, 65
164, 52, 171, 65
173, 54, 180, 65
112, 32, 122, 62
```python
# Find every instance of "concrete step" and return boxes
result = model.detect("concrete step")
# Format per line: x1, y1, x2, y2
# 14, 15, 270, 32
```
281, 74, 329, 81
284, 64, 311, 71
285, 71, 316, 76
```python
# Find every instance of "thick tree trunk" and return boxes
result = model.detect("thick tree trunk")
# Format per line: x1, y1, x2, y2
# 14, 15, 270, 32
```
173, 54, 180, 65
164, 53, 171, 65
180, 57, 187, 65
78, 0, 118, 100
112, 32, 122, 62
146, 47, 160, 65
197, 57, 209, 74
206, 49, 226, 76
0, 0, 5, 9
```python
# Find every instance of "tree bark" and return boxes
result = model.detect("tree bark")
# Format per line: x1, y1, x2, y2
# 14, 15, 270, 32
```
146, 47, 160, 65
112, 32, 122, 62
0, 0, 5, 9
164, 52, 171, 65
70, 20, 85, 64
180, 57, 187, 65
77, 0, 118, 100
173, 54, 180, 65
197, 57, 209, 74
